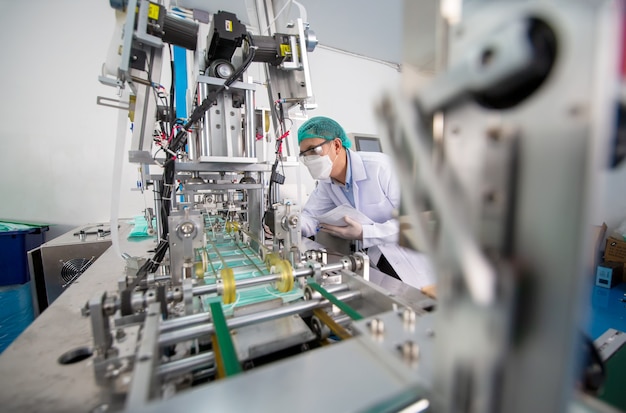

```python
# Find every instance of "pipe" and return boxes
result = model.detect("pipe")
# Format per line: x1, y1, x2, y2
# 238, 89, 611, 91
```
189, 261, 348, 297
245, 87, 256, 158
158, 290, 361, 346
157, 352, 215, 377
161, 282, 350, 333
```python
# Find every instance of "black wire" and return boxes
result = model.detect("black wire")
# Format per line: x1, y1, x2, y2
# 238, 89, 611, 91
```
159, 32, 257, 226
133, 239, 169, 284
169, 45, 176, 127
167, 33, 257, 154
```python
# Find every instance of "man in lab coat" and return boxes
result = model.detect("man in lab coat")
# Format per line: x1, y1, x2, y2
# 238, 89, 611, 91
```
298, 116, 400, 249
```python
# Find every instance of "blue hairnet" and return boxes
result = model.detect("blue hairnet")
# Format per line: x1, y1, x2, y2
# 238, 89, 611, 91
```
297, 116, 352, 149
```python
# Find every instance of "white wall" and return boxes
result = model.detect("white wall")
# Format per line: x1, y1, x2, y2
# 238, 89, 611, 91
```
0, 1, 152, 239
596, 166, 626, 235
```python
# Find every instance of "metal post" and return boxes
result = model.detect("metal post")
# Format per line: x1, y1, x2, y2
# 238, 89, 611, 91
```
125, 303, 161, 409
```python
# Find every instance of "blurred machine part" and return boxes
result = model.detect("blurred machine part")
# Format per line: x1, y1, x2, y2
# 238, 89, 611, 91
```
377, 0, 626, 412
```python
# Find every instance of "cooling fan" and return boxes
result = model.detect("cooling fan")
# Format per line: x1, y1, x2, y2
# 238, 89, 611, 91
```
61, 257, 95, 288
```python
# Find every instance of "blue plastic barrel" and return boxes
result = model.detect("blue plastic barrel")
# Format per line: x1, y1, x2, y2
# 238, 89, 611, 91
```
0, 283, 34, 353
0, 223, 48, 353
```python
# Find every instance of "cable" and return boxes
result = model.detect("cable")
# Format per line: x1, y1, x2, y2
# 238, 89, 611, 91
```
158, 33, 258, 233
166, 33, 257, 155
168, 44, 176, 127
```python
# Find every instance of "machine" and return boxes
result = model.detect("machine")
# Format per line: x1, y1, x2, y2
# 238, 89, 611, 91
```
1, 0, 624, 412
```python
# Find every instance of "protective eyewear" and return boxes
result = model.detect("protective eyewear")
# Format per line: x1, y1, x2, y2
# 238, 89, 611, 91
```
298, 140, 332, 157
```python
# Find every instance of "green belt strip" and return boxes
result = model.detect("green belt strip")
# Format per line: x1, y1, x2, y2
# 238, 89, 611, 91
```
209, 299, 242, 376
307, 281, 363, 321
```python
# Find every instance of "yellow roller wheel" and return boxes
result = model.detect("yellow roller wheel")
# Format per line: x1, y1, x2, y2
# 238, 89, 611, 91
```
220, 267, 236, 304
274, 259, 294, 293
225, 221, 232, 233
232, 221, 240, 232
193, 249, 208, 279
265, 253, 281, 270
201, 249, 209, 272
194, 262, 204, 279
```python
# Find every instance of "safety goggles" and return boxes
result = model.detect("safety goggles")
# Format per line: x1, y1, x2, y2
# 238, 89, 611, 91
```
298, 140, 332, 158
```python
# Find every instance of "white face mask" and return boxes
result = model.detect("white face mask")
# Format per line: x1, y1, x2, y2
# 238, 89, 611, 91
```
302, 154, 334, 180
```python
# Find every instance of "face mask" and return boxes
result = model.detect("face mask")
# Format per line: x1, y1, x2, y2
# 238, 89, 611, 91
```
302, 154, 334, 180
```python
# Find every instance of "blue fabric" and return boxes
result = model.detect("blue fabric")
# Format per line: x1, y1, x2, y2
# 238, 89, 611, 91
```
335, 150, 355, 207
173, 45, 188, 120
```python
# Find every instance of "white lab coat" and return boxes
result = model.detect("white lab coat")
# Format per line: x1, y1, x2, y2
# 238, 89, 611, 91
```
301, 150, 400, 249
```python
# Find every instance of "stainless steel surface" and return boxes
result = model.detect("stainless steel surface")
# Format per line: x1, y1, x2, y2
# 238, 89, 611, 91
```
28, 224, 112, 316
133, 337, 426, 413
232, 315, 315, 360
125, 303, 161, 410
0, 223, 155, 413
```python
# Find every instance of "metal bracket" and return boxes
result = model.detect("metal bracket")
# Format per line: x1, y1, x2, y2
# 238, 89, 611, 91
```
96, 96, 130, 110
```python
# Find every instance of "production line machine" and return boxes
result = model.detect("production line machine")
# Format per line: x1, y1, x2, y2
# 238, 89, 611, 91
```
82, 0, 439, 411
3, 0, 625, 412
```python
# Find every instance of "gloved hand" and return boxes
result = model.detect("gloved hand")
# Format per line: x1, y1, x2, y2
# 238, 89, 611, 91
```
319, 216, 363, 240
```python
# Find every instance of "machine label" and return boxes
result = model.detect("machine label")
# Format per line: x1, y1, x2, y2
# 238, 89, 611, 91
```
148, 3, 160, 20
225, 20, 233, 32
280, 44, 291, 56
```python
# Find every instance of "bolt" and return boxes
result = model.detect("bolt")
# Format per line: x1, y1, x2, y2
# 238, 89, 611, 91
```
90, 403, 110, 413
288, 215, 299, 227
115, 328, 126, 340
400, 340, 420, 362
486, 126, 502, 141
480, 48, 495, 68
484, 190, 499, 204
568, 104, 585, 118
81, 305, 90, 317
402, 308, 416, 325
179, 222, 194, 237
369, 318, 385, 336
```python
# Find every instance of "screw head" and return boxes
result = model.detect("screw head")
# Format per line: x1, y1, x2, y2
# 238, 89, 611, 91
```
402, 308, 416, 324
178, 222, 195, 237
369, 318, 385, 335
401, 340, 420, 362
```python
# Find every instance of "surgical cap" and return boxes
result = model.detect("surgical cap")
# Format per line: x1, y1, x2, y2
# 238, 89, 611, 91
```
297, 116, 352, 149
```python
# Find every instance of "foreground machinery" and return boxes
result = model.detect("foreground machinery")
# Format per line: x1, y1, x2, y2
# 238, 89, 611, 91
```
5, 0, 626, 412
